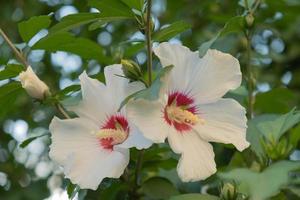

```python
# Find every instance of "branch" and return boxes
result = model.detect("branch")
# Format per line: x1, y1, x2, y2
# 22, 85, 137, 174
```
0, 28, 29, 68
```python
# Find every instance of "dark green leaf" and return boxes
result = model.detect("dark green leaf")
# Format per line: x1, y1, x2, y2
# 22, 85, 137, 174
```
238, 0, 256, 9
18, 15, 52, 42
88, 0, 134, 18
153, 21, 191, 42
198, 16, 244, 57
56, 84, 80, 100
121, 0, 144, 11
0, 82, 22, 99
219, 161, 300, 200
50, 13, 103, 33
19, 134, 48, 148
255, 88, 297, 114
67, 182, 80, 200
0, 82, 24, 117
169, 194, 220, 200
33, 32, 109, 62
118, 65, 173, 111
140, 177, 179, 199
0, 64, 23, 80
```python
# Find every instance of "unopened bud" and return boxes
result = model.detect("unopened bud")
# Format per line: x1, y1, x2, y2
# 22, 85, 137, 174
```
220, 182, 238, 200
19, 66, 50, 100
121, 59, 142, 81
245, 13, 255, 27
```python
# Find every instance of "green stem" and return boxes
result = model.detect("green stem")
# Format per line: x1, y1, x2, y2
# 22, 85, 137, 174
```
0, 28, 29, 68
245, 31, 254, 119
146, 0, 153, 85
134, 0, 152, 192
244, 0, 250, 11
55, 102, 71, 119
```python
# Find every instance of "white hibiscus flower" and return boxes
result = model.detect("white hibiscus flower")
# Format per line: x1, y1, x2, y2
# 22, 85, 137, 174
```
49, 64, 152, 190
127, 43, 250, 182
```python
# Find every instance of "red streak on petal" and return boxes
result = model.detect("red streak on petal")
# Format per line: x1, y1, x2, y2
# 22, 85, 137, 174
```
99, 114, 129, 150
164, 91, 197, 133
102, 115, 129, 132
99, 137, 114, 151
168, 91, 194, 107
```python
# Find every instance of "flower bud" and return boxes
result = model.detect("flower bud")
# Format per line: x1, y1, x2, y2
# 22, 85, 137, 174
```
245, 13, 255, 27
121, 59, 142, 82
220, 182, 238, 200
19, 66, 50, 100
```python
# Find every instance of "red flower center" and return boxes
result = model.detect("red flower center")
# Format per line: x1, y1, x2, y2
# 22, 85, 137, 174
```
163, 91, 201, 132
97, 115, 129, 151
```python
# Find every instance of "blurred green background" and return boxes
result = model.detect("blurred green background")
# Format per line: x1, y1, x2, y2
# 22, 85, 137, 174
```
0, 0, 300, 199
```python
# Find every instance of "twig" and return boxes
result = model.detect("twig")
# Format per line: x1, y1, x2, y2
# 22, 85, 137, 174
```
0, 28, 29, 68
55, 103, 71, 119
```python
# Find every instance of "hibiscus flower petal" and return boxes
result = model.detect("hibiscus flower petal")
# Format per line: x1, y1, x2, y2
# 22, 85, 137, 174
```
127, 99, 169, 143
49, 117, 129, 190
195, 98, 249, 151
116, 123, 152, 150
167, 131, 217, 182
153, 43, 241, 104
187, 49, 242, 104
153, 42, 199, 91
67, 71, 110, 125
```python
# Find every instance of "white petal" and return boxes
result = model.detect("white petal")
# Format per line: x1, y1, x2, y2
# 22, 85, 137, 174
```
154, 43, 241, 104
68, 71, 110, 125
195, 98, 249, 151
117, 123, 152, 150
127, 99, 169, 143
153, 42, 199, 92
167, 131, 217, 182
187, 49, 242, 104
49, 117, 129, 190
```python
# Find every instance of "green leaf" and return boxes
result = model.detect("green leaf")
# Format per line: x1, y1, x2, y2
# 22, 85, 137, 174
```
255, 88, 297, 114
56, 84, 80, 100
18, 15, 52, 42
118, 65, 173, 111
238, 0, 256, 9
198, 16, 244, 57
121, 0, 144, 11
88, 0, 134, 18
50, 13, 103, 33
219, 161, 300, 200
247, 109, 300, 157
0, 82, 22, 99
0, 64, 23, 80
32, 32, 109, 62
19, 134, 48, 148
67, 182, 80, 200
140, 177, 179, 199
50, 10, 134, 33
0, 82, 24, 117
169, 194, 220, 200
257, 108, 300, 142
153, 21, 191, 42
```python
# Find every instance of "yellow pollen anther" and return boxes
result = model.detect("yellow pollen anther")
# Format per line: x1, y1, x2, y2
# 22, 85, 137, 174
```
166, 106, 204, 125
95, 129, 128, 145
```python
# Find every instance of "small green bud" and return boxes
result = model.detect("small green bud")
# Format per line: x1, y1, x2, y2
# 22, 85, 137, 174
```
261, 135, 293, 161
121, 59, 143, 82
245, 13, 255, 27
220, 182, 238, 200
